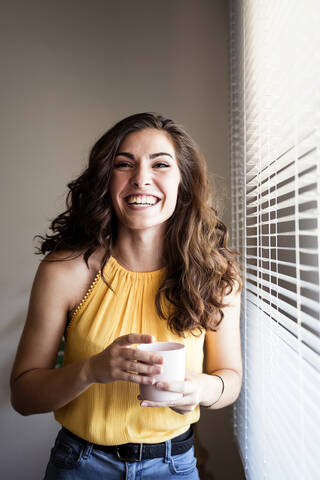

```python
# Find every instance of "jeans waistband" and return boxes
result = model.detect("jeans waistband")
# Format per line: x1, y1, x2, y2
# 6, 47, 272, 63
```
61, 425, 194, 462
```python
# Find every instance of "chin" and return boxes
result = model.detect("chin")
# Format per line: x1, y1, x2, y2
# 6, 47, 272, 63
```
129, 223, 163, 230
122, 218, 167, 230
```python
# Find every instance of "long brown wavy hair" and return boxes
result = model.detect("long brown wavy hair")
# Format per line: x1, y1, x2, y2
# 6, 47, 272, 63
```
35, 112, 242, 336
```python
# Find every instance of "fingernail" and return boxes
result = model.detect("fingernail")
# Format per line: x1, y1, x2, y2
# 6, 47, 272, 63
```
141, 402, 147, 407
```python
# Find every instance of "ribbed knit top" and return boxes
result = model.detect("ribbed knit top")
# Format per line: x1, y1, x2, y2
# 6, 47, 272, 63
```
54, 255, 205, 445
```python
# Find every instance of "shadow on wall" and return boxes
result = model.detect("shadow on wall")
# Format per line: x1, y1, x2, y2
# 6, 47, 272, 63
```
1, 307, 60, 479
0, 310, 26, 406
197, 407, 245, 480
194, 422, 215, 480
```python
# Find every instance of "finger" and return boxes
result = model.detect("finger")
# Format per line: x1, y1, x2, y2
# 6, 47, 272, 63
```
122, 359, 163, 377
121, 347, 164, 365
117, 369, 156, 385
140, 395, 194, 408
115, 333, 155, 347
170, 407, 192, 415
155, 380, 193, 394
140, 400, 168, 407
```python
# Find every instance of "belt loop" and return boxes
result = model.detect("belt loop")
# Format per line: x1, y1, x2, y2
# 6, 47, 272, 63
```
82, 442, 93, 460
164, 439, 172, 463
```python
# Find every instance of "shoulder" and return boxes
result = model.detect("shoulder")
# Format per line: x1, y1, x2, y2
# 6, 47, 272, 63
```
38, 250, 86, 286
221, 278, 242, 306
38, 247, 106, 313
41, 247, 106, 274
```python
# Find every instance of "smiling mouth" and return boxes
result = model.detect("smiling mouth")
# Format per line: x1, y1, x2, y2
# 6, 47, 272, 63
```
124, 195, 161, 207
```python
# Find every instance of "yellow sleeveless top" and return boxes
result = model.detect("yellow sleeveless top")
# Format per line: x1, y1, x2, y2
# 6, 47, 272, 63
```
54, 256, 206, 445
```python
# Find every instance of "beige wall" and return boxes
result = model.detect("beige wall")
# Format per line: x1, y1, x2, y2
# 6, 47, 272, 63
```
0, 0, 242, 478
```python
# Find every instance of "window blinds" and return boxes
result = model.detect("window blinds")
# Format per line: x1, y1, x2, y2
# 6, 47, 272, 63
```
230, 1, 320, 478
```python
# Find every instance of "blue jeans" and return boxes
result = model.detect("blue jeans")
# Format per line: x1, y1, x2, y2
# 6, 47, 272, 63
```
43, 427, 200, 479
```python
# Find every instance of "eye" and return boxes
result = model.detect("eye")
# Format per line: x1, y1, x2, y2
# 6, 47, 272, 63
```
114, 162, 132, 168
154, 162, 169, 168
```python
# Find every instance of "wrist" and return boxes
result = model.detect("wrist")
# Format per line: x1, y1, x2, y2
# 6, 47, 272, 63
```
82, 354, 114, 385
200, 373, 224, 408
81, 357, 96, 385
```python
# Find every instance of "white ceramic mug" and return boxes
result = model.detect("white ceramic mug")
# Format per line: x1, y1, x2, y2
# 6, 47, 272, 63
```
137, 341, 186, 401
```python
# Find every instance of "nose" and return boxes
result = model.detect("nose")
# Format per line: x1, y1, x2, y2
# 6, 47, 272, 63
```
130, 162, 152, 187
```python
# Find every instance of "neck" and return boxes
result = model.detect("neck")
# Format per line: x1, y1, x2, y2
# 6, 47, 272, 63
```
111, 225, 166, 272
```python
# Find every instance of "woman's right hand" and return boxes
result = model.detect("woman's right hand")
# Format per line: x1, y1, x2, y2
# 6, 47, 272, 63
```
86, 333, 164, 385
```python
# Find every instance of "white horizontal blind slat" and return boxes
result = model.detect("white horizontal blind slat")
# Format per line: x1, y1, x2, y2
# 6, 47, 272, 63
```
230, 0, 320, 479
246, 263, 319, 292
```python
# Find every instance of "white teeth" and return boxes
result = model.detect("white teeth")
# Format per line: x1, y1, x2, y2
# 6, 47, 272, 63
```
126, 195, 159, 205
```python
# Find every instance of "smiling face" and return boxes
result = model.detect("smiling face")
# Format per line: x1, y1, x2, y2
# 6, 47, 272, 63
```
109, 128, 181, 233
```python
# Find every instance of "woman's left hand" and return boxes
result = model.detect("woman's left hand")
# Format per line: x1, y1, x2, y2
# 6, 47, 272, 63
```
137, 369, 204, 415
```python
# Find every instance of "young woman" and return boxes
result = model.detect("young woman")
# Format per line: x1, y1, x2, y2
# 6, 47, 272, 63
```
10, 112, 243, 479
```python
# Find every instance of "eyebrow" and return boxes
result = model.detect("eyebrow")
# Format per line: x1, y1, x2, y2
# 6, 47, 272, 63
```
115, 151, 174, 160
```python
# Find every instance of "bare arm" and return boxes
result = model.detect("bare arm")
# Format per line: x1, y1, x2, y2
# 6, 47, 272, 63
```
9, 257, 94, 415
201, 283, 243, 409
136, 283, 243, 414
10, 257, 163, 416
